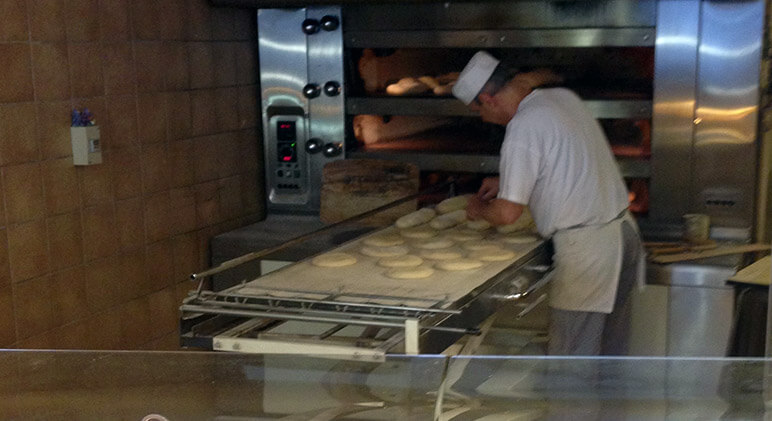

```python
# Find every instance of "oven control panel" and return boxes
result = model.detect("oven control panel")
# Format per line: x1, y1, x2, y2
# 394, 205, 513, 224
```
275, 119, 301, 190
259, 6, 344, 214
267, 115, 309, 205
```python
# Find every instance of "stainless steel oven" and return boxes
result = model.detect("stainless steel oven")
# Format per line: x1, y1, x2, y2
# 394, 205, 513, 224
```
220, 0, 767, 244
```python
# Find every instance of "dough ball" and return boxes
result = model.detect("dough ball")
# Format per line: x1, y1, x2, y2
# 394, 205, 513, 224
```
363, 233, 405, 247
435, 194, 471, 214
396, 208, 436, 229
435, 259, 484, 271
429, 209, 468, 230
496, 208, 536, 233
501, 235, 541, 244
386, 266, 435, 279
400, 225, 438, 239
377, 254, 424, 268
311, 252, 357, 267
465, 219, 491, 231
445, 230, 483, 242
462, 240, 503, 251
468, 248, 517, 262
360, 245, 409, 257
414, 238, 455, 249
419, 250, 463, 260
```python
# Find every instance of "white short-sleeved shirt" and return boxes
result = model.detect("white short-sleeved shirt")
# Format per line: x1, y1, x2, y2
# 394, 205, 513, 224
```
498, 88, 629, 238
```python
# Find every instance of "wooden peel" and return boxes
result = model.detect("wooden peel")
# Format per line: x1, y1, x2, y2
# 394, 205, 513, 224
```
644, 241, 678, 248
649, 246, 689, 256
649, 243, 770, 264
646, 240, 718, 256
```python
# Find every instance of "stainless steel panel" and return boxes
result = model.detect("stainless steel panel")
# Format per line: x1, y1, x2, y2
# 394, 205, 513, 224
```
668, 285, 735, 357
583, 100, 652, 120
347, 98, 651, 119
345, 28, 655, 49
259, 7, 345, 214
306, 6, 345, 212
629, 284, 668, 356
646, 263, 737, 357
647, 263, 736, 288
258, 9, 311, 212
692, 0, 763, 231
343, 1, 656, 31
648, 0, 700, 225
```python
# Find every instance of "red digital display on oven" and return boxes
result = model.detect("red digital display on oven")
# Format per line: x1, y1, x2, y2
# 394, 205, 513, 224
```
276, 120, 297, 163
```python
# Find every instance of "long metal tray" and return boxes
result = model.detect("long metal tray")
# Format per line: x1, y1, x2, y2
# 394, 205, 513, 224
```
180, 221, 552, 360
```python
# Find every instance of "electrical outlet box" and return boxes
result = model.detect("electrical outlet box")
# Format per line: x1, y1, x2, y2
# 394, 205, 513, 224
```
71, 125, 102, 166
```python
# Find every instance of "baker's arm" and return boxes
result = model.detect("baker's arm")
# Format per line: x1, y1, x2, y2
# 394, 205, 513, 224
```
477, 176, 500, 201
467, 195, 524, 226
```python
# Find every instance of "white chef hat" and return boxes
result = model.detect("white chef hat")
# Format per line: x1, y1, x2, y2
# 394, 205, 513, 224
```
452, 51, 501, 105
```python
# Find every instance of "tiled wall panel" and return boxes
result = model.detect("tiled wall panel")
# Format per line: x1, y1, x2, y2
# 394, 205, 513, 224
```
0, 0, 263, 349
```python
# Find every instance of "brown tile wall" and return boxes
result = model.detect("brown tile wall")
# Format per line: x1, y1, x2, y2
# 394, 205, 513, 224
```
0, 0, 264, 350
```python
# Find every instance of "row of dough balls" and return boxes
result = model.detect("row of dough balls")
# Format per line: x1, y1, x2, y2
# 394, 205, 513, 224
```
310, 249, 513, 279
394, 195, 536, 234
311, 238, 523, 279
364, 228, 539, 246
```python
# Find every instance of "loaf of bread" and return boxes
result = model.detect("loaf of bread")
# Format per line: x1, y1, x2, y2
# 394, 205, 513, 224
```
433, 82, 455, 96
385, 77, 430, 96
352, 115, 452, 145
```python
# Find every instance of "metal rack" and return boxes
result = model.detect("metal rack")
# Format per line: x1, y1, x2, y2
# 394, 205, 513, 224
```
346, 97, 652, 120
181, 286, 483, 358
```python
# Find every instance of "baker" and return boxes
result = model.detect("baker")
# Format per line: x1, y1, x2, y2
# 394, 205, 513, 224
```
452, 51, 645, 356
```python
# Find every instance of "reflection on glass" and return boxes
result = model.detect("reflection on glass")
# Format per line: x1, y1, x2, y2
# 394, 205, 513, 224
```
0, 351, 769, 420
443, 356, 770, 420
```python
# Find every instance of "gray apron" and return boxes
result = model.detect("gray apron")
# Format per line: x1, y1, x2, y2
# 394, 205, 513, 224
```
549, 211, 645, 313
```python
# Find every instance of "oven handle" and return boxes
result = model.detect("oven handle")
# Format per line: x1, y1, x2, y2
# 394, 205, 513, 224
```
516, 293, 548, 319
498, 265, 554, 301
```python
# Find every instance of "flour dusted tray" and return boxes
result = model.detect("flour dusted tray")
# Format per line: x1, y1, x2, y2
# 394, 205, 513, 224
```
234, 225, 545, 309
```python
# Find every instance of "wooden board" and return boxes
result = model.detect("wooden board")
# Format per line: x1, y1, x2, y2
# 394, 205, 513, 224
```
649, 243, 770, 264
728, 256, 771, 286
320, 159, 419, 225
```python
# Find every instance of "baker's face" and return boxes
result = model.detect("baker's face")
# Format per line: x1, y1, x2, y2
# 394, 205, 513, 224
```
471, 96, 507, 126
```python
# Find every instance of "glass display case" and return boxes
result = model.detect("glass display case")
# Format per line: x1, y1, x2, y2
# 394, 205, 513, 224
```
1, 350, 769, 420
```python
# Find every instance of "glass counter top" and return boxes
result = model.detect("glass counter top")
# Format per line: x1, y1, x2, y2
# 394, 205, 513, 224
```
0, 350, 769, 420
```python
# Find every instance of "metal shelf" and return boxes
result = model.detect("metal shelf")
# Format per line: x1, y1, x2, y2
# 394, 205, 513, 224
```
345, 28, 655, 48
347, 97, 652, 119
347, 97, 473, 116
348, 150, 650, 178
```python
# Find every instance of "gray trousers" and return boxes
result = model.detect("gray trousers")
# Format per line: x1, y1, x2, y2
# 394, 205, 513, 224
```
548, 221, 642, 356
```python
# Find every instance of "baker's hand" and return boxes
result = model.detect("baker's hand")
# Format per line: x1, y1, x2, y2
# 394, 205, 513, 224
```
466, 195, 486, 220
477, 177, 500, 201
